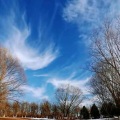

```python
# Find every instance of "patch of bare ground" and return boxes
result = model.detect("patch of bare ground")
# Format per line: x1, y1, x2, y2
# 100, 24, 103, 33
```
0, 117, 30, 120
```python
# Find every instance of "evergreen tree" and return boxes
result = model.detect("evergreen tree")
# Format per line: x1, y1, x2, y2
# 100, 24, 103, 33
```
107, 102, 116, 117
81, 106, 90, 119
101, 102, 108, 117
115, 107, 120, 117
91, 104, 100, 119
101, 102, 116, 118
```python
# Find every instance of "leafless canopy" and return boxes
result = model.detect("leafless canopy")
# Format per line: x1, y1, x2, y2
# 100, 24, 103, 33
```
55, 84, 83, 117
89, 17, 120, 108
0, 47, 26, 103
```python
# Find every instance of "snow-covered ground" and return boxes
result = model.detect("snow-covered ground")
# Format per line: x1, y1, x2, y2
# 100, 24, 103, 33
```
30, 118, 119, 120
30, 118, 55, 120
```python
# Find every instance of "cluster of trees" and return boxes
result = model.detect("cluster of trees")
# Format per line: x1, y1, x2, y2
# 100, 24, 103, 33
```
80, 104, 100, 119
3, 101, 119, 119
0, 100, 51, 118
0, 100, 81, 119
81, 102, 120, 119
2, 100, 120, 119
0, 84, 84, 119
89, 17, 120, 116
101, 102, 120, 118
0, 101, 103, 119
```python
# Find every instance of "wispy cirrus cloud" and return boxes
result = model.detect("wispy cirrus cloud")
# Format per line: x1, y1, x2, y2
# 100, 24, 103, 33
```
63, 0, 120, 25
21, 85, 48, 100
0, 3, 59, 70
47, 77, 90, 95
33, 74, 49, 77
63, 0, 120, 45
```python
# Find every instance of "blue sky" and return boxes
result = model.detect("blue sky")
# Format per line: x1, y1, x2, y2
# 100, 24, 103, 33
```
0, 0, 119, 105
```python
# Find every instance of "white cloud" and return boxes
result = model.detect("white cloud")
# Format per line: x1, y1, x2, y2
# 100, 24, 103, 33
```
0, 10, 59, 70
47, 77, 90, 95
63, 0, 120, 46
63, 0, 98, 24
33, 74, 49, 77
63, 0, 120, 25
20, 85, 48, 100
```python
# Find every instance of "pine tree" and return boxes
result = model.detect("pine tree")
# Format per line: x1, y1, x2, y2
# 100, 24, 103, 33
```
101, 102, 108, 117
107, 102, 116, 117
101, 102, 116, 118
91, 104, 100, 119
81, 106, 90, 119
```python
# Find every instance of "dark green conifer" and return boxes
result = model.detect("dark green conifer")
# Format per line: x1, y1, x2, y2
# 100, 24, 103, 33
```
91, 104, 100, 119
81, 106, 90, 119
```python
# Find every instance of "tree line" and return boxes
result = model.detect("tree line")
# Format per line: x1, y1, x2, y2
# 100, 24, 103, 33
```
0, 100, 79, 118
81, 103, 120, 119
1, 100, 120, 119
0, 83, 84, 119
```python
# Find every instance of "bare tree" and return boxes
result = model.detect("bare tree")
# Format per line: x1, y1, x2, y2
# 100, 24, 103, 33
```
30, 102, 38, 117
40, 100, 51, 118
89, 17, 120, 110
52, 104, 61, 119
0, 47, 26, 108
90, 74, 113, 104
12, 101, 20, 117
0, 47, 26, 98
20, 102, 30, 117
55, 84, 83, 118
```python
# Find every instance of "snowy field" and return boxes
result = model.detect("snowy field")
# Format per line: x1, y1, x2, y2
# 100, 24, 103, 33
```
30, 118, 55, 120
30, 118, 118, 120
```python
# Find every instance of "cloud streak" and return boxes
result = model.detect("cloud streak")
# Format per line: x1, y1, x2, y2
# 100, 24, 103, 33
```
0, 4, 59, 70
33, 74, 49, 77
47, 77, 90, 95
20, 85, 48, 100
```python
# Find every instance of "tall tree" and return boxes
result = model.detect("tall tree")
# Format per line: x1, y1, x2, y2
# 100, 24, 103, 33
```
30, 102, 38, 117
55, 84, 83, 118
100, 102, 109, 117
40, 100, 51, 118
89, 18, 120, 114
101, 102, 117, 118
20, 102, 30, 117
12, 101, 20, 117
0, 47, 26, 103
90, 104, 100, 119
52, 104, 60, 119
81, 106, 90, 119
